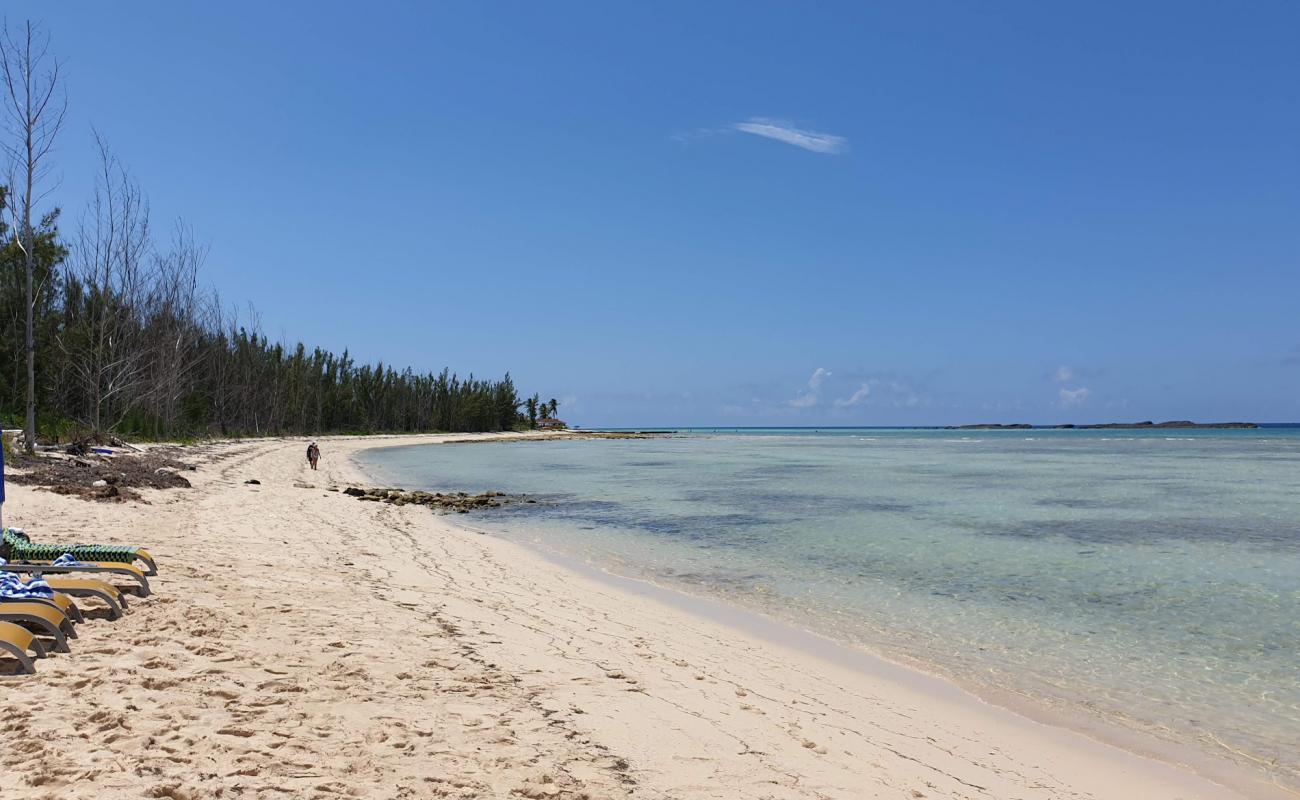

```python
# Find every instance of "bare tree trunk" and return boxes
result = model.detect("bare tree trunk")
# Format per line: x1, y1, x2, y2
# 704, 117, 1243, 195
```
146, 222, 206, 432
58, 133, 152, 435
1, 20, 65, 452
20, 49, 35, 452
24, 239, 33, 446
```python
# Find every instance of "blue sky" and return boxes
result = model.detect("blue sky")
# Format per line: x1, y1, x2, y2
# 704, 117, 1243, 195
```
8, 2, 1299, 426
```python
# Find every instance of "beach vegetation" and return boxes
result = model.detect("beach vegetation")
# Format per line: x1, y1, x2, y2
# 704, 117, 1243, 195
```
525, 394, 539, 428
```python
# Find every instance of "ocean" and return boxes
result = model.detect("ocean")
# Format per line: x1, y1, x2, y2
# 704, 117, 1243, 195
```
357, 428, 1300, 784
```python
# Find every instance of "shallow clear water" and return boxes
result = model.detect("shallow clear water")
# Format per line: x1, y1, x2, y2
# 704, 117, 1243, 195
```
358, 429, 1300, 782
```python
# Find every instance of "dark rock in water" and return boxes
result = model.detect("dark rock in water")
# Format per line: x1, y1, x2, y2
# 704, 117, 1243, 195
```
340, 485, 521, 514
245, 479, 261, 485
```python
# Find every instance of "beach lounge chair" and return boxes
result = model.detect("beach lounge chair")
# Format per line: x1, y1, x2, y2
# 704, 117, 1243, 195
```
1, 572, 85, 622
0, 602, 75, 653
1, 591, 84, 623
2, 528, 158, 575
0, 560, 151, 596
0, 620, 46, 674
39, 577, 128, 619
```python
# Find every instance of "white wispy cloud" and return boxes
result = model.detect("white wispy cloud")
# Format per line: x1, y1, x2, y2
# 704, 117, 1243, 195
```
788, 367, 832, 408
833, 384, 871, 408
1053, 365, 1075, 382
1059, 387, 1091, 407
732, 118, 847, 154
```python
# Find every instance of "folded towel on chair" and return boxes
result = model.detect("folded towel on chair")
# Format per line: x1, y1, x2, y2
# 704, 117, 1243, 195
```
0, 572, 55, 599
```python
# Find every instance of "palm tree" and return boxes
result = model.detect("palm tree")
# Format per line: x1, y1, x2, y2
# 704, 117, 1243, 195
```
525, 395, 538, 428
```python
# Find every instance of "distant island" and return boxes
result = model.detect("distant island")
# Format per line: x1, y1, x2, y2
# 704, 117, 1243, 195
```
945, 420, 1258, 430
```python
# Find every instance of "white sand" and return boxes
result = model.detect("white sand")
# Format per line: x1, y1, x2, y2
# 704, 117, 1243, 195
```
0, 433, 1279, 799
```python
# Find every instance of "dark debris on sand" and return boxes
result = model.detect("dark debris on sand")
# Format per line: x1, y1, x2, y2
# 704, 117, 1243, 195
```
6, 447, 197, 503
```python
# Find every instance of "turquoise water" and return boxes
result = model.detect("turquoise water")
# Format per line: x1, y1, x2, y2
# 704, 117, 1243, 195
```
358, 429, 1300, 783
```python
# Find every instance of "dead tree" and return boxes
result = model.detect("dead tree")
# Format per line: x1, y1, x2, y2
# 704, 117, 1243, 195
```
146, 222, 207, 432
60, 133, 151, 433
0, 20, 65, 452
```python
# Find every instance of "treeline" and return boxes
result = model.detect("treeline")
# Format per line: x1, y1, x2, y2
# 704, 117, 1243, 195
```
0, 22, 534, 444
0, 180, 527, 438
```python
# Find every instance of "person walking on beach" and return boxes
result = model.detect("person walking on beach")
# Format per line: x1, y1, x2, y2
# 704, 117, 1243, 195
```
307, 442, 321, 470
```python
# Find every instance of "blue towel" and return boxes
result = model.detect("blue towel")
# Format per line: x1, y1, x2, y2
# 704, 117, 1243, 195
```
52, 553, 87, 566
0, 572, 54, 599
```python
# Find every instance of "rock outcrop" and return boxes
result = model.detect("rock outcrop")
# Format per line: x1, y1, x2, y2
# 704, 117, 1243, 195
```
340, 486, 520, 513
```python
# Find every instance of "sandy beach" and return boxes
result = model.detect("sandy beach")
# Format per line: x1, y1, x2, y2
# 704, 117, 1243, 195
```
0, 433, 1275, 799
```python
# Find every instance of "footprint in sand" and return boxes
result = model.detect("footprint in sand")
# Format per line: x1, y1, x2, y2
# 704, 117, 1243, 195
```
147, 786, 200, 800
206, 688, 240, 701
603, 670, 637, 684
800, 738, 829, 755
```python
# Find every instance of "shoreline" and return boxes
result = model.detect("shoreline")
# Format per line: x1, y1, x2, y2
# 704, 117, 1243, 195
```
343, 434, 1287, 800
477, 526, 1291, 800
0, 432, 1282, 799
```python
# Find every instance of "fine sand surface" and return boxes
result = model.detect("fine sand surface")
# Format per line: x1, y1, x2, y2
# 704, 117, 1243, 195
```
0, 433, 1277, 799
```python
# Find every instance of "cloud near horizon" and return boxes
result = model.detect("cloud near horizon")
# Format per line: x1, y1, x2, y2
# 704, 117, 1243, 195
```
732, 118, 847, 154
833, 383, 871, 408
1059, 387, 1091, 407
789, 367, 831, 408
